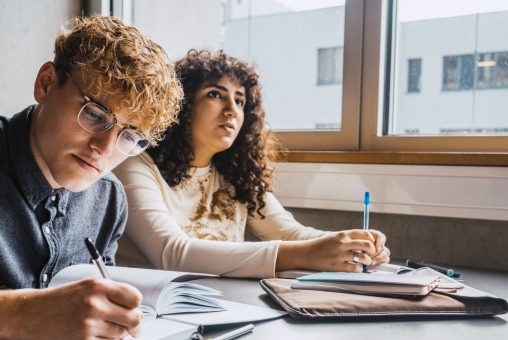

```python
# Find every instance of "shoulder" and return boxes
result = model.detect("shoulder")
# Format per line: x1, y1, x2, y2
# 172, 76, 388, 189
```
112, 152, 160, 185
0, 115, 9, 143
86, 171, 127, 204
114, 152, 156, 174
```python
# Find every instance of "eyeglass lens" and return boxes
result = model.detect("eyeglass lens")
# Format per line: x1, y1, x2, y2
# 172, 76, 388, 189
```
78, 102, 149, 156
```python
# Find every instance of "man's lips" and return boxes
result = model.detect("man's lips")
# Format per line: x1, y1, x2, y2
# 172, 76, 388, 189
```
73, 155, 100, 172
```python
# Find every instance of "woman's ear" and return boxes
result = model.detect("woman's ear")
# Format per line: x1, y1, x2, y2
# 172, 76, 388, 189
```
34, 62, 58, 104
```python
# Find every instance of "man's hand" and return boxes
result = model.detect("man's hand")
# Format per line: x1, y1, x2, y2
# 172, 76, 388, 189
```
1, 278, 143, 340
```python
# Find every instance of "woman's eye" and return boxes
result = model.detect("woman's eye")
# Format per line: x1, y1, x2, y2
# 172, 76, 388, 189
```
207, 91, 220, 98
236, 99, 244, 107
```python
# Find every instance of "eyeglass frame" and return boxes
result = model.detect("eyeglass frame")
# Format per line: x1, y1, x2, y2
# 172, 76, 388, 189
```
61, 68, 149, 156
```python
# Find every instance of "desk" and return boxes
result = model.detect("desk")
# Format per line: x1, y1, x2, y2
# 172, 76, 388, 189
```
195, 262, 508, 340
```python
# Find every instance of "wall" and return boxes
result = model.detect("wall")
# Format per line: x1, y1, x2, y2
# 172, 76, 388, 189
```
280, 207, 508, 272
0, 0, 81, 118
132, 0, 221, 62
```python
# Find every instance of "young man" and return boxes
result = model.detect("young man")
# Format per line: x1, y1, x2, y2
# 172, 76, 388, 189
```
0, 15, 183, 339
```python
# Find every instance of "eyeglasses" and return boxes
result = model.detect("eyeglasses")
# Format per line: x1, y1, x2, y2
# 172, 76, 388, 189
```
64, 71, 149, 156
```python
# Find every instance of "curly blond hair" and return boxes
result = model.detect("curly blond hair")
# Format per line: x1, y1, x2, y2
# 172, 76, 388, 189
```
53, 15, 183, 144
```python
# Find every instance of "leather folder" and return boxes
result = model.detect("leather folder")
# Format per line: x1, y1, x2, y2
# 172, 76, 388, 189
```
260, 278, 508, 318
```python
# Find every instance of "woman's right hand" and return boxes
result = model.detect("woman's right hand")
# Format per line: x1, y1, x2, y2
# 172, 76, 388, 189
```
276, 230, 390, 273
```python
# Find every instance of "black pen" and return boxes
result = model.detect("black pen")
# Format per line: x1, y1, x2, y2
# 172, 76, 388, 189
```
85, 238, 111, 279
406, 259, 460, 278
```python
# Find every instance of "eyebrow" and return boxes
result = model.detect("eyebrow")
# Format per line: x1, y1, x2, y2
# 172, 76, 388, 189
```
206, 84, 245, 97
66, 71, 112, 114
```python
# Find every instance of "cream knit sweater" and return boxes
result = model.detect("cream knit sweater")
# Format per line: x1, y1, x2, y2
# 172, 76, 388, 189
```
113, 152, 329, 278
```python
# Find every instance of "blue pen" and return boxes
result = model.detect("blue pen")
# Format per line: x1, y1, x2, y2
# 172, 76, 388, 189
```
362, 191, 370, 271
363, 191, 370, 231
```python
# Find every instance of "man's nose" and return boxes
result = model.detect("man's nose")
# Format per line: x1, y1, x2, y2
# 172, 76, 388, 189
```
89, 126, 119, 157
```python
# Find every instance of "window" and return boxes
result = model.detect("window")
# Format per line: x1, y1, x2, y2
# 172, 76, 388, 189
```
407, 58, 421, 93
477, 51, 508, 89
126, 0, 508, 153
317, 47, 343, 85
442, 55, 474, 91
372, 0, 508, 147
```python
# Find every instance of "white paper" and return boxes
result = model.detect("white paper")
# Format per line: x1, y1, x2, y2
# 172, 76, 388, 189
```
124, 319, 197, 340
163, 299, 287, 326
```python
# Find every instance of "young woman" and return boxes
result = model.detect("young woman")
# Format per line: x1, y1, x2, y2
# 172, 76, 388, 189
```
113, 50, 390, 278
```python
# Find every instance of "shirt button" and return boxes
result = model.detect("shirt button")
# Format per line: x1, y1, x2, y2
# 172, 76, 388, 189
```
44, 226, 50, 234
51, 195, 56, 201
42, 274, 48, 282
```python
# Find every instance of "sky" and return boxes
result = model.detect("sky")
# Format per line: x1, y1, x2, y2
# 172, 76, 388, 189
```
271, 0, 508, 21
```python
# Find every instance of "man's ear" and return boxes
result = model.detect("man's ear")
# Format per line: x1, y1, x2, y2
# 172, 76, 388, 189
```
34, 62, 59, 104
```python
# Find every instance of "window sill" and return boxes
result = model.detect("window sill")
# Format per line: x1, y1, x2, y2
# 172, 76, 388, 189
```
279, 151, 508, 167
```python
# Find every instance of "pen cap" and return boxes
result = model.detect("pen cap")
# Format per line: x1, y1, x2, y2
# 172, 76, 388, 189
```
364, 191, 370, 205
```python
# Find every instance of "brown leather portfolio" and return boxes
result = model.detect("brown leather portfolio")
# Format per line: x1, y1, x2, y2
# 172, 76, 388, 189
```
260, 278, 508, 318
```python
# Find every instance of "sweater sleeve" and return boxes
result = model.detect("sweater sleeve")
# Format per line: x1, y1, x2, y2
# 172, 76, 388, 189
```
247, 192, 332, 241
113, 155, 280, 279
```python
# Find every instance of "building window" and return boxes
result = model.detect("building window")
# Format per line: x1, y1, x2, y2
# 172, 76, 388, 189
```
477, 52, 508, 89
317, 47, 343, 85
442, 55, 474, 91
407, 58, 421, 93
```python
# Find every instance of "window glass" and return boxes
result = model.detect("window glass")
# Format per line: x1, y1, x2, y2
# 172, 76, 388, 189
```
318, 47, 343, 85
407, 58, 421, 93
222, 0, 345, 131
388, 0, 508, 136
133, 0, 345, 132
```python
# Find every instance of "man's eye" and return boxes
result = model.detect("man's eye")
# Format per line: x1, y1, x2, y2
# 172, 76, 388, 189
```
123, 133, 135, 143
85, 109, 103, 121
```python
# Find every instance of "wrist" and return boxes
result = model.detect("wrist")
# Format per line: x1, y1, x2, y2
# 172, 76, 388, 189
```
0, 290, 26, 339
276, 239, 313, 271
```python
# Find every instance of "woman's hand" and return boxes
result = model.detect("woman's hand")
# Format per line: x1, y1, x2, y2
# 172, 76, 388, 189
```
276, 229, 390, 273
369, 229, 391, 266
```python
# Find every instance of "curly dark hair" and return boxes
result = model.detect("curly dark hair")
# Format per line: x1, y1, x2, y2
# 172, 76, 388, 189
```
147, 50, 280, 217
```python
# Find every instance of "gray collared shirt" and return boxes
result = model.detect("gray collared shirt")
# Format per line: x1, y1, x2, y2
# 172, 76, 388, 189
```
0, 106, 127, 289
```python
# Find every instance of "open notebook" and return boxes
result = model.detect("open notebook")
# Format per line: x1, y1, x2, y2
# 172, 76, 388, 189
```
49, 264, 225, 316
49, 264, 287, 340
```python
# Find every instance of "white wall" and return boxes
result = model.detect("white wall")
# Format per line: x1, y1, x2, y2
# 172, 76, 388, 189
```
132, 0, 222, 62
0, 0, 80, 118
274, 162, 508, 221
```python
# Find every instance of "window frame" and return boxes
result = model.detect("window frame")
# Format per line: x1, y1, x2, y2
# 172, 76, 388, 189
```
274, 0, 363, 151
277, 0, 508, 154
360, 0, 508, 152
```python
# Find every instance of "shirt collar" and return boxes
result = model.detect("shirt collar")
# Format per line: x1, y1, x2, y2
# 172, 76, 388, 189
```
8, 105, 70, 214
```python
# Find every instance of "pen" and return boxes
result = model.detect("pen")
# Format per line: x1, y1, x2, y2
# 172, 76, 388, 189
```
84, 237, 111, 279
363, 191, 370, 231
207, 324, 254, 340
406, 259, 460, 278
362, 191, 370, 271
